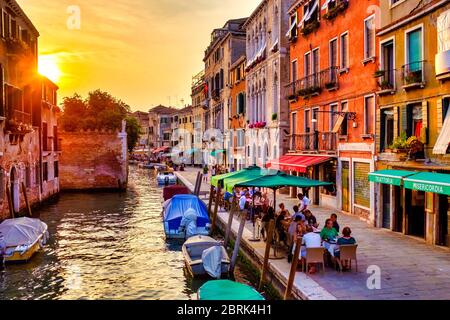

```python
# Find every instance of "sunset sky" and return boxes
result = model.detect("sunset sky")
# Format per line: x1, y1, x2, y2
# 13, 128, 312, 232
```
17, 0, 260, 111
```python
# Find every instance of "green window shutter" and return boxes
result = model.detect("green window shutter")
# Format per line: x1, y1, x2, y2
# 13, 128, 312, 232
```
401, 105, 407, 133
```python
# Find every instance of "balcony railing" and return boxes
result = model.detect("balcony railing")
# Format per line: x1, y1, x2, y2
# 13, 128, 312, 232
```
286, 67, 339, 100
374, 69, 396, 94
212, 88, 220, 101
291, 132, 337, 153
12, 110, 32, 125
402, 61, 426, 89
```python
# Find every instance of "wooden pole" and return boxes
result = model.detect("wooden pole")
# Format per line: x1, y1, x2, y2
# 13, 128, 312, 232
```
211, 186, 222, 234
207, 185, 215, 216
259, 219, 275, 291
229, 212, 246, 275
194, 172, 202, 196
224, 199, 236, 249
6, 186, 14, 219
284, 237, 302, 300
273, 188, 277, 210
22, 182, 32, 217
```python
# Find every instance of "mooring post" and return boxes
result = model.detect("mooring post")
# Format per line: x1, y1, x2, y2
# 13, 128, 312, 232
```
6, 187, 14, 219
207, 185, 215, 216
259, 219, 275, 291
211, 186, 222, 234
22, 182, 32, 217
194, 172, 202, 196
229, 212, 246, 275
284, 237, 302, 300
224, 199, 236, 249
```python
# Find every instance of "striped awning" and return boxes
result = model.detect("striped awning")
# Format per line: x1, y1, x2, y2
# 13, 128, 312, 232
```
266, 155, 332, 173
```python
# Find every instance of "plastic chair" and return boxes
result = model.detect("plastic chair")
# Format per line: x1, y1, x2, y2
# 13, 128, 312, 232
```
302, 247, 326, 274
336, 245, 358, 273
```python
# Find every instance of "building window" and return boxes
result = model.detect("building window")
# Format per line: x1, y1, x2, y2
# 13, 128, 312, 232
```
43, 163, 48, 182
340, 32, 349, 69
443, 97, 450, 124
405, 27, 423, 82
304, 109, 311, 133
291, 60, 298, 82
381, 40, 395, 89
380, 108, 395, 151
364, 16, 375, 59
54, 161, 59, 178
364, 96, 375, 135
329, 38, 338, 67
330, 103, 339, 130
340, 101, 348, 135
304, 52, 311, 77
35, 164, 40, 186
237, 92, 245, 115
163, 133, 170, 141
407, 104, 423, 138
237, 130, 245, 147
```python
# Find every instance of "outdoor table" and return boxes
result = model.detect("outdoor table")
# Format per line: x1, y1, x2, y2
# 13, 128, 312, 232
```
323, 240, 338, 257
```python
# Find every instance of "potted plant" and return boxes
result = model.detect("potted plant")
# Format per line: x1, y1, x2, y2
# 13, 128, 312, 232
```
379, 80, 393, 90
405, 71, 422, 84
272, 113, 278, 121
389, 132, 409, 154
373, 70, 385, 78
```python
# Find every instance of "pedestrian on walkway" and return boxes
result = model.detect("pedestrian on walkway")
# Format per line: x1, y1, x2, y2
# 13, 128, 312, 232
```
202, 165, 209, 183
260, 206, 275, 241
298, 193, 310, 213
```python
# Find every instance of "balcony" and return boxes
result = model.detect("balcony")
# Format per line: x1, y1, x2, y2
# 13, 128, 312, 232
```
12, 110, 32, 125
402, 61, 426, 90
212, 88, 220, 101
291, 132, 337, 154
289, 67, 339, 99
374, 69, 396, 96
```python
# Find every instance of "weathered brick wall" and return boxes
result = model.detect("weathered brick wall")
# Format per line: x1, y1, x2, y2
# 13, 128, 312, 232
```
59, 129, 128, 190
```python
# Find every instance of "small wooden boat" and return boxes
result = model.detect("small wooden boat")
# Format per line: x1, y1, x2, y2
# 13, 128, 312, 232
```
163, 185, 190, 201
0, 217, 49, 263
198, 280, 265, 300
182, 235, 230, 278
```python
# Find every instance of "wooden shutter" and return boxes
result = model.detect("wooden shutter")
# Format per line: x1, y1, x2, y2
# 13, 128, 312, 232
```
394, 106, 399, 138
437, 98, 443, 133
421, 101, 429, 144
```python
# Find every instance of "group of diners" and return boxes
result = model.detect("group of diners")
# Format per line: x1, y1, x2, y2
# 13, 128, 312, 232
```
225, 190, 357, 273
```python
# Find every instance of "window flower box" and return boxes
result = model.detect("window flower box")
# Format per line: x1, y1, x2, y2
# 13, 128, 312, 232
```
300, 20, 320, 37
323, 0, 349, 21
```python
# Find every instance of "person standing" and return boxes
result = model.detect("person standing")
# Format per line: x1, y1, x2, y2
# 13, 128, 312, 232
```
202, 165, 209, 183
297, 193, 310, 213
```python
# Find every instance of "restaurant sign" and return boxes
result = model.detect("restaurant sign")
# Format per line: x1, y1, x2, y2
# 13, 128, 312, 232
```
404, 181, 450, 196
369, 175, 401, 186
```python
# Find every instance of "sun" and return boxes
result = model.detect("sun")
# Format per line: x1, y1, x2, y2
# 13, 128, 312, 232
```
38, 55, 61, 83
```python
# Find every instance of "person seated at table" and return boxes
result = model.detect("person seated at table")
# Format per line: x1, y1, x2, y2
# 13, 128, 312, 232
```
330, 213, 340, 233
291, 205, 305, 222
304, 210, 319, 228
293, 225, 322, 273
261, 206, 275, 241
334, 227, 356, 258
320, 219, 339, 242
275, 205, 290, 245
288, 216, 305, 250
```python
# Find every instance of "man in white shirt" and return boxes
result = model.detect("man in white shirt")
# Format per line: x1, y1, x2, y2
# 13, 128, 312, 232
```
298, 193, 310, 213
294, 226, 322, 259
239, 191, 248, 211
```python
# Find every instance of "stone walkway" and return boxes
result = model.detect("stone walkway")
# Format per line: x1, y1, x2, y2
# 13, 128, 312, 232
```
176, 167, 450, 300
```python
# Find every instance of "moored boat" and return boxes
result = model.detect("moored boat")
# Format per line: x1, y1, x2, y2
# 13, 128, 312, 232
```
182, 235, 230, 278
163, 195, 210, 239
0, 217, 49, 263
197, 280, 265, 300
163, 185, 190, 201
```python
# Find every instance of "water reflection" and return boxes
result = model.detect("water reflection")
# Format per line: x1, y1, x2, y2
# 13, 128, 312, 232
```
0, 167, 202, 300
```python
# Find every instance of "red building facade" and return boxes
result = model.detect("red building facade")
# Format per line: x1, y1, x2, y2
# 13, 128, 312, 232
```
285, 0, 380, 223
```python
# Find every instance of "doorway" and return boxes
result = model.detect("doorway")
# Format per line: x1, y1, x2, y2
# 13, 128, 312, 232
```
341, 161, 350, 212
408, 190, 426, 238
438, 195, 449, 247
10, 167, 20, 214
393, 186, 403, 232
382, 184, 391, 229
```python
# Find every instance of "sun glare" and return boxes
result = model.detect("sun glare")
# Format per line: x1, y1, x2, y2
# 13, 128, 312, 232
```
38, 55, 61, 84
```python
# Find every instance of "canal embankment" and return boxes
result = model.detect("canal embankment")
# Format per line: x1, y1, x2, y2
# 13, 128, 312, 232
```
175, 170, 335, 300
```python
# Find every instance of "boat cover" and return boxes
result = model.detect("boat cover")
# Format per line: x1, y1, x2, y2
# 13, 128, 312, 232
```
198, 280, 265, 300
0, 217, 49, 248
164, 195, 209, 232
202, 245, 223, 279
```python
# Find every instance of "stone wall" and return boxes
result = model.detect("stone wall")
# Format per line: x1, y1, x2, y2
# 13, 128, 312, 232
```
59, 128, 128, 191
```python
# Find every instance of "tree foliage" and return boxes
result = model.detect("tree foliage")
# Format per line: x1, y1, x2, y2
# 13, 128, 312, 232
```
125, 116, 142, 153
60, 90, 131, 132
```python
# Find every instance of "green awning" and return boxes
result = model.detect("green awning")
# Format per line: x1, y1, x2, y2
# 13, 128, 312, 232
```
235, 171, 332, 189
368, 170, 417, 186
211, 171, 241, 188
404, 172, 450, 196
222, 167, 270, 193
198, 280, 265, 301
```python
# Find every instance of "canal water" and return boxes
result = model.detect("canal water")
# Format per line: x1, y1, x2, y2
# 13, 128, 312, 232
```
0, 167, 250, 300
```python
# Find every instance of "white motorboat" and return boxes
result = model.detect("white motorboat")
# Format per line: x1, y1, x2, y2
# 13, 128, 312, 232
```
182, 235, 230, 279
157, 171, 177, 185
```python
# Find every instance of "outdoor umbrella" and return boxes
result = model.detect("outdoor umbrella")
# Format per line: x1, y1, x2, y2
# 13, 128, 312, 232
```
222, 166, 275, 193
235, 171, 332, 208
